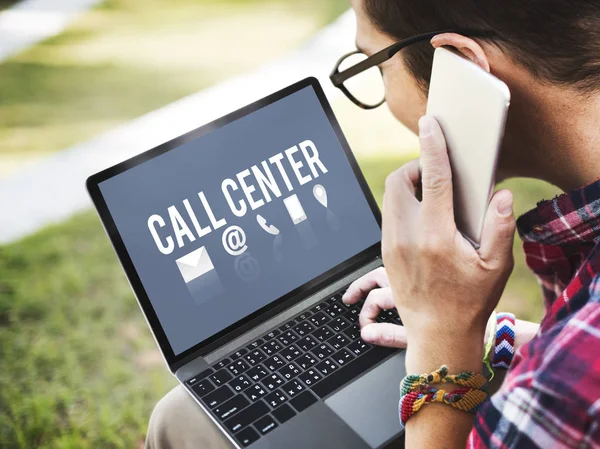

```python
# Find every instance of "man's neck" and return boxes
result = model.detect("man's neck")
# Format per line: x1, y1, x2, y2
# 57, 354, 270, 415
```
510, 81, 600, 192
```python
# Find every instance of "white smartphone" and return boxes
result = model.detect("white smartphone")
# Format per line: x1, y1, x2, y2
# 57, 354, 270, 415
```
426, 47, 511, 248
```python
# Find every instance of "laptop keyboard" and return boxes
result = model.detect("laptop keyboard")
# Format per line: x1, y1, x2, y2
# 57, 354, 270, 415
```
184, 288, 402, 447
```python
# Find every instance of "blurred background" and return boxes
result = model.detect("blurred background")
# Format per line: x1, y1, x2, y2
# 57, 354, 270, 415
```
0, 1, 559, 447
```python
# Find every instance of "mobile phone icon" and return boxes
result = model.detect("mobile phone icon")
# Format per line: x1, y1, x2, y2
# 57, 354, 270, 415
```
283, 194, 307, 225
256, 214, 280, 236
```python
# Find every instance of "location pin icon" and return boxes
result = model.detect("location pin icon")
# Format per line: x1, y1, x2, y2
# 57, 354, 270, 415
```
313, 184, 328, 208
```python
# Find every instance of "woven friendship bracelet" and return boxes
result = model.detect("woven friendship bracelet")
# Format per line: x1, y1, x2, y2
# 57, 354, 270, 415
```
399, 386, 488, 426
400, 365, 488, 396
492, 313, 516, 369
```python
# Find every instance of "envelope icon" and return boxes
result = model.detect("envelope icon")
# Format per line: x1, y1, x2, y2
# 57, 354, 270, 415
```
176, 246, 215, 283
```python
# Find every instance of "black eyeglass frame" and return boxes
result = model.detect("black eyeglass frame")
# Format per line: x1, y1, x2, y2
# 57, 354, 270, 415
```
330, 29, 493, 109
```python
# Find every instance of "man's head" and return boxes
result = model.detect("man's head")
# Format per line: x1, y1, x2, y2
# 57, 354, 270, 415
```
351, 0, 600, 182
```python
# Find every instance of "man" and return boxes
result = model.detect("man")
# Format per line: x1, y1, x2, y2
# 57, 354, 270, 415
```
146, 1, 600, 447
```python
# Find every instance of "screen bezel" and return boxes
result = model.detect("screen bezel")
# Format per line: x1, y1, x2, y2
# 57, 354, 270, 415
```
86, 77, 382, 371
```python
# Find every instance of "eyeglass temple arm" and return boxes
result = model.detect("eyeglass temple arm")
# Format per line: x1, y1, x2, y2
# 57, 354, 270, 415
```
331, 29, 492, 86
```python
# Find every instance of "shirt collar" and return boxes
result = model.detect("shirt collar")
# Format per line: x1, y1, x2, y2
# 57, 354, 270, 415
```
517, 179, 600, 245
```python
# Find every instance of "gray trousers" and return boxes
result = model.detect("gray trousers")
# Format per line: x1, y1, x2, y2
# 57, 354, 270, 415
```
146, 386, 233, 449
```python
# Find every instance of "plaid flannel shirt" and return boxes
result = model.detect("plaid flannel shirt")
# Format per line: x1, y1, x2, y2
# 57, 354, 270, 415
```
468, 179, 600, 448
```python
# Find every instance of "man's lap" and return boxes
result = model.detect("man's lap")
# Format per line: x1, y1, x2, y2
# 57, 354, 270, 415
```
145, 385, 233, 449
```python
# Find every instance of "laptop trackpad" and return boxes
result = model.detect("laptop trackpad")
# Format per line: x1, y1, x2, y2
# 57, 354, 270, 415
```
325, 351, 406, 448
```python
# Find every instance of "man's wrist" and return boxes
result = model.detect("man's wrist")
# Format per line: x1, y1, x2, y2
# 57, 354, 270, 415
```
405, 331, 485, 375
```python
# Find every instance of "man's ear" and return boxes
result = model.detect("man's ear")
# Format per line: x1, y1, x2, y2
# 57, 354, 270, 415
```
430, 33, 490, 72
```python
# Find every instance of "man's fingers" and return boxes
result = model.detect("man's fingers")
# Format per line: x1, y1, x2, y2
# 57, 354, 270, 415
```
361, 323, 407, 348
418, 116, 454, 220
479, 189, 516, 267
342, 267, 389, 304
358, 288, 395, 328
382, 160, 422, 222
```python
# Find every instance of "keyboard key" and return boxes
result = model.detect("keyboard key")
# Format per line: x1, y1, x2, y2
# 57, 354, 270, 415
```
230, 374, 252, 392
316, 359, 339, 376
186, 368, 213, 386
296, 335, 319, 352
231, 348, 248, 360
214, 358, 231, 371
343, 308, 360, 321
332, 348, 355, 367
210, 369, 233, 386
279, 363, 301, 381
272, 403, 296, 424
294, 321, 315, 337
330, 316, 351, 332
264, 355, 285, 372
279, 319, 297, 331
248, 338, 264, 350
298, 368, 322, 387
310, 302, 326, 314
326, 296, 338, 304
224, 400, 269, 433
376, 313, 391, 323
329, 334, 350, 351
254, 415, 278, 435
280, 345, 302, 362
264, 330, 281, 341
191, 378, 215, 397
235, 426, 259, 447
344, 324, 361, 340
203, 385, 234, 408
244, 349, 266, 366
245, 384, 268, 402
347, 340, 371, 357
246, 364, 270, 382
290, 391, 318, 412
214, 394, 250, 421
228, 360, 250, 376
313, 343, 334, 360
296, 353, 318, 370
282, 379, 305, 397
313, 326, 334, 342
263, 373, 285, 390
278, 330, 299, 346
297, 311, 312, 321
323, 303, 345, 318
309, 312, 330, 327
261, 340, 281, 356
313, 347, 397, 399
264, 389, 288, 408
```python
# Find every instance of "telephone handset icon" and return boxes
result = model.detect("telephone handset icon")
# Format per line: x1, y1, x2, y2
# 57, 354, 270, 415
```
256, 214, 280, 236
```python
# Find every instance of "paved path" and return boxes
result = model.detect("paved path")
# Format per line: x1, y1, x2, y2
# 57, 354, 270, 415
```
0, 11, 358, 244
0, 0, 102, 62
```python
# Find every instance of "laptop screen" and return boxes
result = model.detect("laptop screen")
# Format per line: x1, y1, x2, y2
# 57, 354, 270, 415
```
97, 83, 381, 357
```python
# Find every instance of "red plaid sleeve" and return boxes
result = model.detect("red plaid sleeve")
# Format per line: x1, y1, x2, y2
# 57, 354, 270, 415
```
468, 275, 600, 448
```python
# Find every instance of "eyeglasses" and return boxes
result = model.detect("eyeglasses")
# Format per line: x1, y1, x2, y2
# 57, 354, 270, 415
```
330, 30, 491, 110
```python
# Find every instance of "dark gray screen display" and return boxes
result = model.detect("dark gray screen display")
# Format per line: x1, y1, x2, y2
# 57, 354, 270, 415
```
99, 86, 381, 355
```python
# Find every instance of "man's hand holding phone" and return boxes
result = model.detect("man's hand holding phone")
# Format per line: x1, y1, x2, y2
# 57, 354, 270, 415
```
345, 116, 517, 378
384, 115, 516, 376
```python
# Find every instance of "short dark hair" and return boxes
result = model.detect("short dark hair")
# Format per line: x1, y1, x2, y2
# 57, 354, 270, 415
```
363, 0, 600, 92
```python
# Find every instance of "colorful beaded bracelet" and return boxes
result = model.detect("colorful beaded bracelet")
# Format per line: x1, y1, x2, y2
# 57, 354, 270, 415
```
492, 313, 516, 369
400, 365, 488, 396
399, 385, 488, 426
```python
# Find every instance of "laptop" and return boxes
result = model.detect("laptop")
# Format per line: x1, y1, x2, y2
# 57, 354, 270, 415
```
87, 77, 406, 449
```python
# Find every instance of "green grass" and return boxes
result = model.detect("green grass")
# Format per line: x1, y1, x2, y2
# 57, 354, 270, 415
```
0, 0, 348, 163
0, 154, 560, 447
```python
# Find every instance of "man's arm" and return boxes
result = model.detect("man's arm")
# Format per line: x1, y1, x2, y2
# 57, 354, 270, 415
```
381, 116, 517, 449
